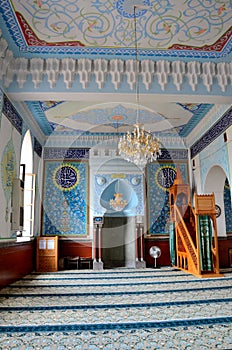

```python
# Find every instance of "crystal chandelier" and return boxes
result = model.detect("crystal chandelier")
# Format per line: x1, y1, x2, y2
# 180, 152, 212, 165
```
118, 5, 161, 168
110, 180, 128, 212
118, 124, 161, 168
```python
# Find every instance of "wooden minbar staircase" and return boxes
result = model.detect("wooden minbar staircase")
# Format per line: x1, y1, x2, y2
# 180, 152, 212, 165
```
169, 167, 223, 278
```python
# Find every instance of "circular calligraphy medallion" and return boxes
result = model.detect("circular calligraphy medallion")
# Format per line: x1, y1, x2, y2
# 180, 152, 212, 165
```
155, 166, 176, 190
53, 165, 79, 191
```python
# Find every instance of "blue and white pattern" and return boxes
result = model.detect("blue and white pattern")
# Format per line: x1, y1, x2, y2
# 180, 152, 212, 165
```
3, 95, 23, 134
0, 268, 231, 349
224, 178, 232, 233
43, 147, 89, 160
42, 161, 88, 236
1, 0, 231, 58
191, 107, 232, 158
94, 173, 144, 217
33, 138, 42, 157
147, 162, 188, 234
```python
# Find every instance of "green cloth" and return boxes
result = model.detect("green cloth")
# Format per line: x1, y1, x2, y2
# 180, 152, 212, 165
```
169, 222, 176, 266
198, 215, 213, 271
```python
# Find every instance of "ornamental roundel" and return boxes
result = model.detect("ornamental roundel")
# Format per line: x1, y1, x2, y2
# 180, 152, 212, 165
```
155, 166, 176, 191
215, 204, 221, 218
53, 164, 80, 191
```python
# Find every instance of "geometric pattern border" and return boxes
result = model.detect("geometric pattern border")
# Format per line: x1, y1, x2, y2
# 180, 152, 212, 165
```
2, 95, 23, 134
159, 149, 188, 161
1, 0, 232, 59
0, 316, 231, 333
34, 138, 42, 158
43, 148, 89, 160
191, 107, 232, 158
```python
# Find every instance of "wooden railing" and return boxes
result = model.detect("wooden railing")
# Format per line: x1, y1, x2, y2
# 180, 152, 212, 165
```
174, 204, 199, 275
172, 197, 222, 277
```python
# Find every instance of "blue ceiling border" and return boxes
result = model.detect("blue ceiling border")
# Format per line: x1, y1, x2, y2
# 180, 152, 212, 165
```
25, 102, 53, 136
179, 104, 214, 137
1, 0, 231, 60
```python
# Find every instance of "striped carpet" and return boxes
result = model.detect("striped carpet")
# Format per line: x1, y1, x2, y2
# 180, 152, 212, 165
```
0, 267, 232, 349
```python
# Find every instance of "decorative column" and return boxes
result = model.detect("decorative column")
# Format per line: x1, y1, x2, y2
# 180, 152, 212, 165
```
98, 224, 102, 262
93, 226, 97, 262
124, 216, 136, 268
140, 224, 144, 262
93, 217, 104, 270
135, 216, 146, 268
135, 224, 139, 262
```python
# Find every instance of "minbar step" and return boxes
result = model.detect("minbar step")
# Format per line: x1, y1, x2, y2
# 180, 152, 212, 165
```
174, 266, 224, 278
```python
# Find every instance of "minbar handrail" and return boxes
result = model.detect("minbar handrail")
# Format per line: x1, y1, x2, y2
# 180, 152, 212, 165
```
174, 204, 199, 274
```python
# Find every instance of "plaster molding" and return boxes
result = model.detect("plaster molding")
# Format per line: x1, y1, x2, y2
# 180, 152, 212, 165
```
0, 43, 232, 94
44, 133, 186, 149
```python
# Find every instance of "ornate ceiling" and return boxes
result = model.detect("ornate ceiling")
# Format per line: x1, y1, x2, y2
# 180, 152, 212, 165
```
0, 0, 231, 144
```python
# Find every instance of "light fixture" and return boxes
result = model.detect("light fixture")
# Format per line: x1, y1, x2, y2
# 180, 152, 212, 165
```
118, 5, 161, 169
110, 179, 128, 212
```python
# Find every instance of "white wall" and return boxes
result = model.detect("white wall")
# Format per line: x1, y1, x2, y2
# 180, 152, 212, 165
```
204, 165, 227, 236
0, 114, 22, 238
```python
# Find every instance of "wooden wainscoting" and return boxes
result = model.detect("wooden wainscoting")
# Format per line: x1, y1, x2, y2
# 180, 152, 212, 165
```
0, 240, 35, 289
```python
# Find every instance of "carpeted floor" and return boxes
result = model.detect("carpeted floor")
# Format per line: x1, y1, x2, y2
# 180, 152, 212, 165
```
0, 267, 232, 349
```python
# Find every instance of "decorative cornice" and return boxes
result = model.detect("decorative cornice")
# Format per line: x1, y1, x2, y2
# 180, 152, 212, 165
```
0, 29, 231, 94
1, 56, 232, 94
44, 133, 186, 150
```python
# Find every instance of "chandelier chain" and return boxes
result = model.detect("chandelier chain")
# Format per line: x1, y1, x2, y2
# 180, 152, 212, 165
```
118, 5, 162, 169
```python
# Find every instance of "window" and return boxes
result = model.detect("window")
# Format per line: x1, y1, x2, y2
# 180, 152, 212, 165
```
19, 131, 36, 238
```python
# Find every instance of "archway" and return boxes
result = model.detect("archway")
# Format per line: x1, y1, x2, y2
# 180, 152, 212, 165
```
204, 165, 226, 236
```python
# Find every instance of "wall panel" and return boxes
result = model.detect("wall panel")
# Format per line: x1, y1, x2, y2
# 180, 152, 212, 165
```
0, 241, 34, 288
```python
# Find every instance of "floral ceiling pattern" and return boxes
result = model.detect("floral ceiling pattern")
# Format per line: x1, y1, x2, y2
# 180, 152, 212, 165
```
1, 0, 231, 57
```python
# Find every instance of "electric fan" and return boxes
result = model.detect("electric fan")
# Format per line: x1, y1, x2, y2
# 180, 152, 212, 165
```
149, 246, 161, 268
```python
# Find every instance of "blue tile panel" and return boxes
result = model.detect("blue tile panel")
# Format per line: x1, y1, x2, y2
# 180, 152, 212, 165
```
3, 94, 22, 134
224, 178, 232, 233
147, 162, 188, 234
42, 160, 88, 236
158, 149, 188, 160
43, 147, 89, 160
33, 137, 42, 157
191, 107, 232, 158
